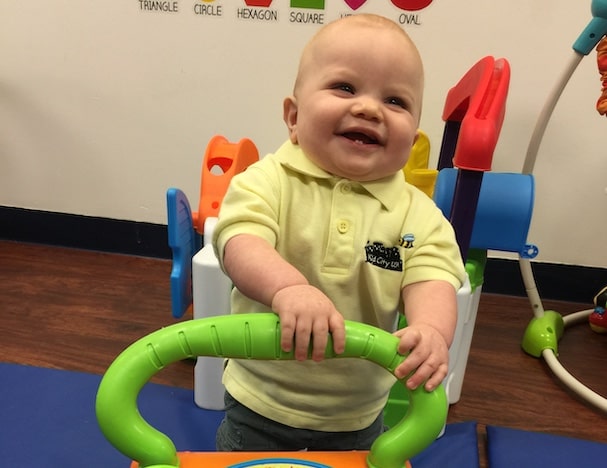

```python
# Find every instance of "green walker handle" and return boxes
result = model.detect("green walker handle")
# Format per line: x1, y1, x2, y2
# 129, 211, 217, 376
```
96, 313, 448, 468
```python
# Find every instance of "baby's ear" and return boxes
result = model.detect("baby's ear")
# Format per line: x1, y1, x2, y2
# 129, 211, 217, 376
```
283, 96, 299, 144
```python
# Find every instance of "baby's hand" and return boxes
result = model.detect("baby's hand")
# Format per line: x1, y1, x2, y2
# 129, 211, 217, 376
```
271, 285, 345, 361
392, 323, 450, 392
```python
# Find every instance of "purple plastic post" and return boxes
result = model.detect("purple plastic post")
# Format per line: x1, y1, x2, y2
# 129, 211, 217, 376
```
437, 121, 460, 170
449, 169, 484, 261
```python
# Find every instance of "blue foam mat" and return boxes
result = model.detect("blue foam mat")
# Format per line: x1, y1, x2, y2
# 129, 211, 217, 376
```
0, 362, 478, 467
487, 424, 607, 468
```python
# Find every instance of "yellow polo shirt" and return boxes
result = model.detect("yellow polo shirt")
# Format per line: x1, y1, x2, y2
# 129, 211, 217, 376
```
213, 140, 465, 431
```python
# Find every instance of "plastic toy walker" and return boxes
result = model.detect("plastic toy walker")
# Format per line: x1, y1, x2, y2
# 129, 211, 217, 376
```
95, 314, 448, 468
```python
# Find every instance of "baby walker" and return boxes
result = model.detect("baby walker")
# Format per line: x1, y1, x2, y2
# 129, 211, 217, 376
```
521, 0, 607, 413
95, 314, 448, 468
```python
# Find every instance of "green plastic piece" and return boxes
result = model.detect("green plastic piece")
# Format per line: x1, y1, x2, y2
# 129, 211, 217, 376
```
465, 249, 487, 292
383, 251, 486, 428
96, 313, 448, 468
521, 310, 564, 357
383, 379, 410, 429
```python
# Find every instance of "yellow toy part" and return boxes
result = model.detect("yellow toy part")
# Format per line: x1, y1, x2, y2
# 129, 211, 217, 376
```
403, 131, 438, 198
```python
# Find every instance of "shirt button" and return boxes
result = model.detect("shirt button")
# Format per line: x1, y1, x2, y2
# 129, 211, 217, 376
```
340, 183, 352, 194
337, 220, 349, 233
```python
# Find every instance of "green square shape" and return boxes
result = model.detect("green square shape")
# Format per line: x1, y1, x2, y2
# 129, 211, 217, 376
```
291, 0, 325, 9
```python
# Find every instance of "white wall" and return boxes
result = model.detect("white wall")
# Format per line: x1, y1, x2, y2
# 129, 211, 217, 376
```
1, 1, 606, 268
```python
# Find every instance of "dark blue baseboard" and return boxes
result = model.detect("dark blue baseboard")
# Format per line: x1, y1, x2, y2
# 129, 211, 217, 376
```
1, 206, 604, 303
482, 257, 605, 305
0, 205, 170, 259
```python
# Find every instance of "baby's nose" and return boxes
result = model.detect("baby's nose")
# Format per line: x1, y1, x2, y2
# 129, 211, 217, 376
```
351, 97, 382, 120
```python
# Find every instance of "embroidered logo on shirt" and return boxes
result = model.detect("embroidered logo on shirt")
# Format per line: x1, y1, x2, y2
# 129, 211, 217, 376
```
365, 241, 403, 272
399, 233, 415, 249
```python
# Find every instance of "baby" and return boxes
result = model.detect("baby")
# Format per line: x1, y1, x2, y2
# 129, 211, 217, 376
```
213, 13, 466, 451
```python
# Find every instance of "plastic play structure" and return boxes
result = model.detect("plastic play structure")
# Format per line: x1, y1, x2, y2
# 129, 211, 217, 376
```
96, 3, 607, 466
166, 135, 260, 410
520, 0, 607, 413
96, 314, 448, 468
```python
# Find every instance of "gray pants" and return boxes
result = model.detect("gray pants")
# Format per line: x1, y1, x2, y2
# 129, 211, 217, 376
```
216, 391, 385, 451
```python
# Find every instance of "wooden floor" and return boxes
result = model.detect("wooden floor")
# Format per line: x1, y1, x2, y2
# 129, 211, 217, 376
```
2, 240, 606, 467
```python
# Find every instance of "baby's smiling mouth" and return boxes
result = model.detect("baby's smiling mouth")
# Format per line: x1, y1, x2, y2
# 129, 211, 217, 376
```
341, 131, 379, 145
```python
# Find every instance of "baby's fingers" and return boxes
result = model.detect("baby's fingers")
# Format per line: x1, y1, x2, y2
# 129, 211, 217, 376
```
394, 327, 422, 356
328, 314, 346, 355
280, 315, 296, 354
421, 362, 449, 392
293, 320, 313, 360
393, 349, 422, 381
404, 359, 447, 391
310, 320, 329, 361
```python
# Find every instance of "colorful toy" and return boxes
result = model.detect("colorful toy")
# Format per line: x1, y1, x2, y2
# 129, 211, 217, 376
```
429, 55, 533, 410
167, 136, 260, 409
521, 0, 607, 413
193, 136, 259, 236
167, 136, 259, 320
95, 313, 448, 468
596, 36, 607, 115
592, 37, 607, 333
402, 130, 437, 198
589, 286, 607, 332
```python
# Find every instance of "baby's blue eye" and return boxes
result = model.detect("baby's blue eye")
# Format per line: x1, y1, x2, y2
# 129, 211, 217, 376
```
386, 97, 407, 108
333, 83, 355, 94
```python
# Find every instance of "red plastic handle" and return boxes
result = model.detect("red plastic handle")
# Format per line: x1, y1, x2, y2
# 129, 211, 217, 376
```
442, 56, 510, 171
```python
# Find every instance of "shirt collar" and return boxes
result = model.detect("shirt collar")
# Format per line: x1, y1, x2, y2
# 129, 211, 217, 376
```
275, 140, 406, 211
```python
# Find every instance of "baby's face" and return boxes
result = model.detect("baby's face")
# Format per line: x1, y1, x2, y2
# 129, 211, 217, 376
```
284, 21, 423, 182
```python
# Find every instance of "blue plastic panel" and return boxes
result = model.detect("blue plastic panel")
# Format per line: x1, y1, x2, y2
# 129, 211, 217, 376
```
433, 169, 535, 254
166, 188, 200, 318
